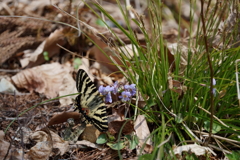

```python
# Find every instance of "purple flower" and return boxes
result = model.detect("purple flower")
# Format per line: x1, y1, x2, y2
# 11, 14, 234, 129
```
105, 92, 112, 103
112, 81, 118, 95
98, 85, 114, 103
124, 84, 136, 96
213, 78, 216, 86
99, 85, 105, 94
212, 78, 216, 96
105, 86, 114, 92
99, 86, 113, 95
119, 91, 131, 102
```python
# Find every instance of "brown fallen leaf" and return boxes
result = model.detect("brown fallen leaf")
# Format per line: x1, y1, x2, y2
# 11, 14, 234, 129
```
27, 141, 52, 160
80, 124, 101, 143
11, 62, 73, 98
27, 129, 69, 159
59, 64, 78, 106
75, 140, 103, 149
219, 89, 226, 99
47, 112, 81, 126
107, 102, 123, 122
50, 131, 69, 156
88, 34, 127, 72
20, 28, 66, 68
112, 105, 125, 120
108, 120, 134, 135
168, 77, 187, 96
134, 115, 153, 155
0, 77, 19, 94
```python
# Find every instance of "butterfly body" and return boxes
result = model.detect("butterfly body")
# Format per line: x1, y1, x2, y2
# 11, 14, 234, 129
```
75, 69, 108, 132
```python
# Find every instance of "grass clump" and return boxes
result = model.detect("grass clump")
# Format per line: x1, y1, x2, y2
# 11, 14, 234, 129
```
87, 0, 240, 159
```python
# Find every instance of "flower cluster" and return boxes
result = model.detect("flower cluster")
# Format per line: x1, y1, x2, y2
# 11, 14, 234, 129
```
98, 81, 136, 103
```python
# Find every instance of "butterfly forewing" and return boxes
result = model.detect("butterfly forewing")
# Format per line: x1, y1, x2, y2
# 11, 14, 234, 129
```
75, 69, 108, 132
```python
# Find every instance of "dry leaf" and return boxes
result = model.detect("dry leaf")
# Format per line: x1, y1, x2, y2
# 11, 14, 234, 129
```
134, 115, 153, 155
47, 112, 81, 126
28, 130, 69, 159
12, 62, 71, 98
15, 127, 32, 144
173, 144, 216, 157
78, 57, 90, 76
59, 71, 78, 106
75, 140, 103, 149
80, 124, 101, 143
20, 29, 66, 68
107, 102, 123, 122
219, 89, 226, 98
50, 131, 69, 155
27, 141, 52, 160
0, 77, 19, 93
168, 77, 187, 95
88, 34, 126, 72
112, 105, 125, 120
108, 120, 134, 135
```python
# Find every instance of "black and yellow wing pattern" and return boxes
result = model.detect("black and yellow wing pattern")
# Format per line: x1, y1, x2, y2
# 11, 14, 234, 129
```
75, 69, 108, 132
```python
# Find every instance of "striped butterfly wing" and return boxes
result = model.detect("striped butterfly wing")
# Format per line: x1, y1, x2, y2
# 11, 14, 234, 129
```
75, 69, 108, 132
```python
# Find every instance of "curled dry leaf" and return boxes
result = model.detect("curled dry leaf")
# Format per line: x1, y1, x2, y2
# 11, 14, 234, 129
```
168, 76, 187, 96
134, 115, 153, 155
47, 112, 81, 126
27, 141, 52, 160
20, 28, 66, 68
28, 130, 69, 159
0, 77, 19, 93
50, 131, 69, 156
108, 120, 134, 135
11, 62, 73, 99
15, 127, 32, 144
30, 131, 51, 142
173, 144, 216, 157
74, 140, 103, 150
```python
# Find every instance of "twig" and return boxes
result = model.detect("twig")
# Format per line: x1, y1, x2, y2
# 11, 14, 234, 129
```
157, 132, 172, 148
197, 106, 229, 128
193, 130, 240, 145
200, 0, 214, 144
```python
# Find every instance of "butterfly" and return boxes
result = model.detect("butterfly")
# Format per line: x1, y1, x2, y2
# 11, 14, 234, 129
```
74, 69, 108, 132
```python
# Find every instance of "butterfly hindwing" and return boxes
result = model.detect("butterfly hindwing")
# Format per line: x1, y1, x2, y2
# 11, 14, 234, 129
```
75, 69, 108, 132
